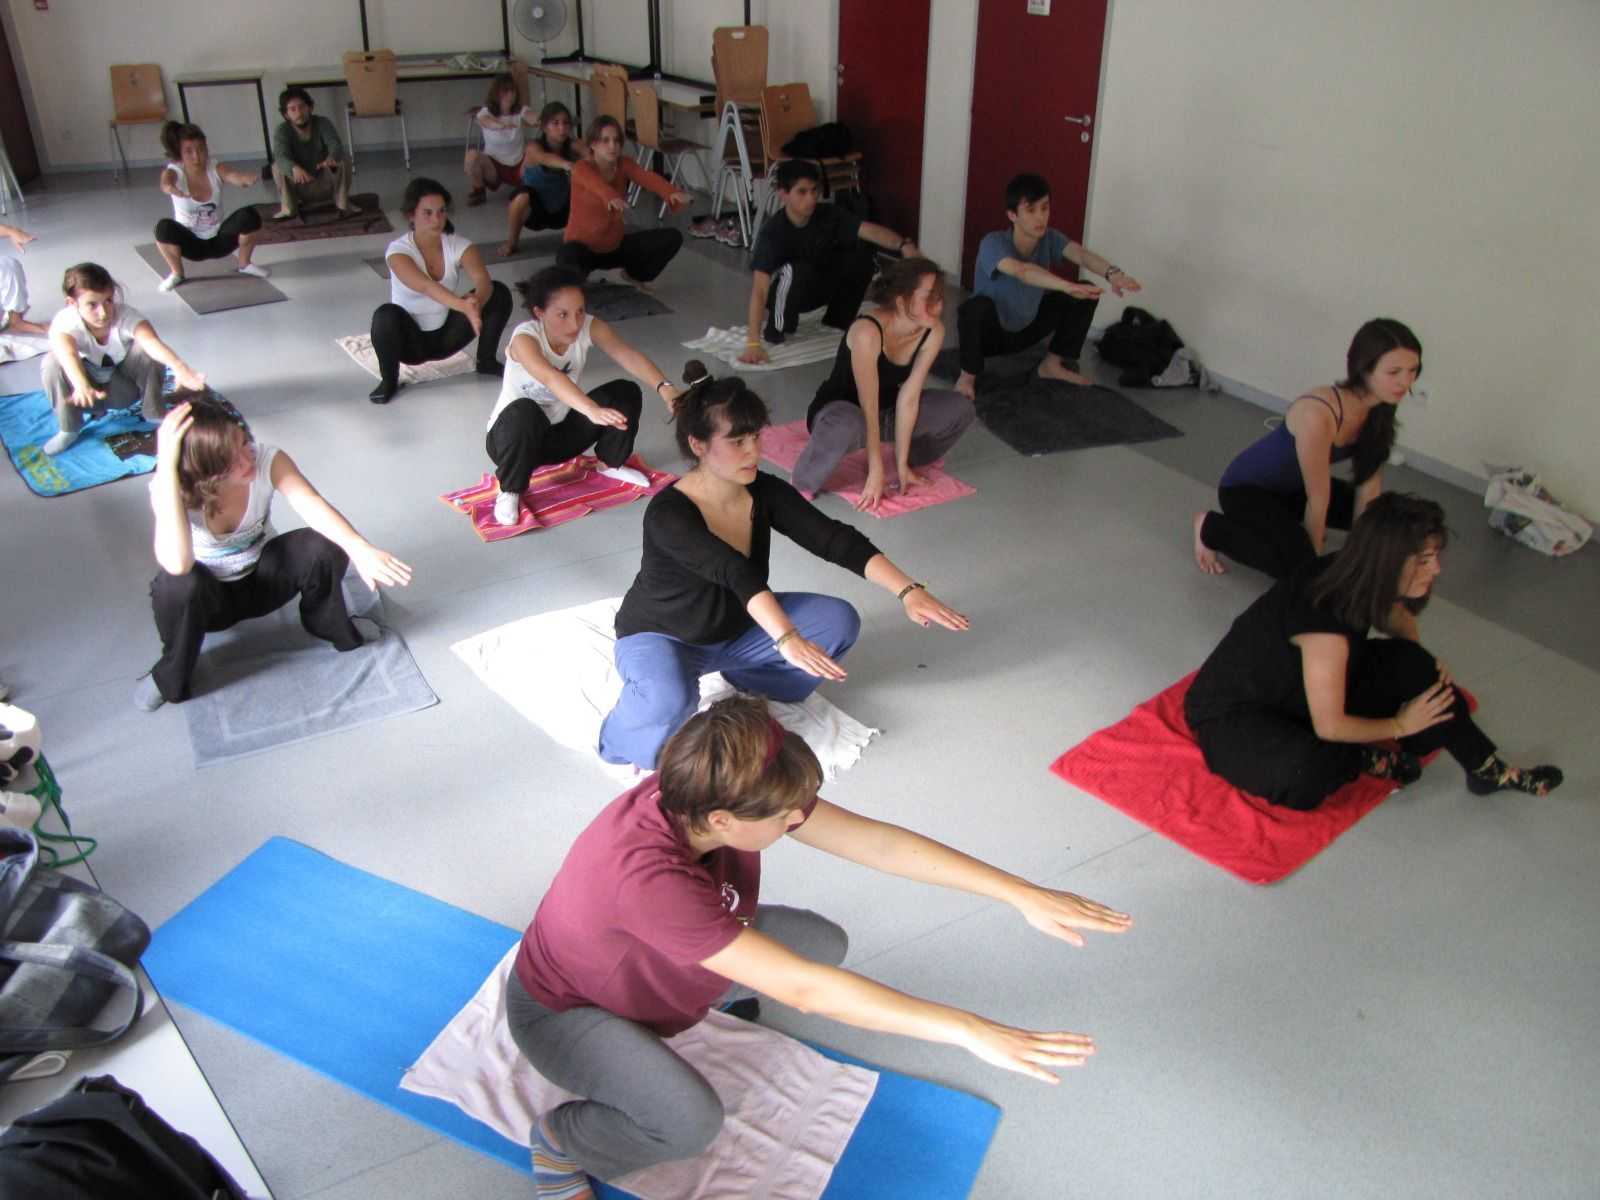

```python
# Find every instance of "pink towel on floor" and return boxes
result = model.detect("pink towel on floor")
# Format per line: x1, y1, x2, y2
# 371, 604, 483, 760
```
1050, 673, 1474, 885
439, 454, 675, 543
759, 420, 975, 518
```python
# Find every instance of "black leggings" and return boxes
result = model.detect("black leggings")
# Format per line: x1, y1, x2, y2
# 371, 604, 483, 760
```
369, 281, 513, 388
766, 242, 878, 335
154, 208, 263, 262
518, 188, 569, 232
1200, 481, 1356, 580
1188, 638, 1496, 811
487, 381, 643, 494
148, 529, 359, 703
955, 290, 1099, 377
555, 229, 683, 283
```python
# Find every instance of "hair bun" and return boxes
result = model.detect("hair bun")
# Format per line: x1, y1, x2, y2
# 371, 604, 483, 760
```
682, 359, 711, 386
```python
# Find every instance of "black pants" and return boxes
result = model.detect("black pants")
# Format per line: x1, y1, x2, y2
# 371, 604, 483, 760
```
555, 229, 683, 283
153, 208, 263, 262
519, 189, 569, 231
1200, 481, 1356, 580
486, 381, 643, 494
766, 242, 877, 335
369, 281, 512, 388
955, 291, 1099, 377
148, 529, 359, 703
1189, 638, 1496, 811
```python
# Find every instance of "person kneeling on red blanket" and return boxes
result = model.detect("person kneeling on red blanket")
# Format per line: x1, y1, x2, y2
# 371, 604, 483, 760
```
1184, 492, 1562, 810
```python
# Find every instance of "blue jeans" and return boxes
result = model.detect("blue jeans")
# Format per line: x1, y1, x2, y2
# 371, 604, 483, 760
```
599, 592, 861, 768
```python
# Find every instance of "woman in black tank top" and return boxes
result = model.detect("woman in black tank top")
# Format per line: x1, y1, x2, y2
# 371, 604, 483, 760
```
791, 258, 976, 510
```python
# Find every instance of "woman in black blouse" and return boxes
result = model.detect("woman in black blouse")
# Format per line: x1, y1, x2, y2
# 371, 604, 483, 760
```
1184, 493, 1562, 810
599, 373, 968, 768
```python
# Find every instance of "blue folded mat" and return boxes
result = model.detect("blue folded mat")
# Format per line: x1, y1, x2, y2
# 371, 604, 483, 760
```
0, 389, 159, 496
145, 838, 1000, 1199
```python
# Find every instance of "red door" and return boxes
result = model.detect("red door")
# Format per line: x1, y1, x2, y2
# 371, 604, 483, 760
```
837, 0, 931, 240
961, 1, 1109, 288
0, 17, 39, 183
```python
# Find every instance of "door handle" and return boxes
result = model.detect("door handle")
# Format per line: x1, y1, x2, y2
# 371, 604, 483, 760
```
1062, 114, 1092, 127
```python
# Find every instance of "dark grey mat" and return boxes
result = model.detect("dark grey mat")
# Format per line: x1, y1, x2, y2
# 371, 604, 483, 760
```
181, 583, 437, 768
363, 233, 563, 280
930, 347, 1181, 456
134, 243, 287, 314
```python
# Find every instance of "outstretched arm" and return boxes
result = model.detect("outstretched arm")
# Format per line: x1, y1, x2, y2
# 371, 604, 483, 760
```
701, 928, 1096, 1084
994, 254, 1103, 300
272, 451, 413, 589
791, 799, 1131, 946
131, 321, 205, 392
1061, 241, 1141, 296
590, 317, 680, 413
857, 221, 918, 259
893, 323, 946, 491
862, 553, 970, 631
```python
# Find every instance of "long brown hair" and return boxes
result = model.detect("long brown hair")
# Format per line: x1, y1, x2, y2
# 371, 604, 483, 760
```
657, 696, 821, 834
482, 72, 520, 116
1339, 318, 1421, 486
160, 121, 206, 161
175, 394, 252, 515
1309, 492, 1448, 633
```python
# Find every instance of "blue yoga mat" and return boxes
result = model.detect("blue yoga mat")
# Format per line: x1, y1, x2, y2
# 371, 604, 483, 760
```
146, 838, 1000, 1199
0, 389, 160, 497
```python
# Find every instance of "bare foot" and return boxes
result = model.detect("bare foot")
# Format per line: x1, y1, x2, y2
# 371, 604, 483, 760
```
1037, 356, 1093, 387
955, 371, 977, 401
1193, 511, 1226, 575
498, 241, 518, 257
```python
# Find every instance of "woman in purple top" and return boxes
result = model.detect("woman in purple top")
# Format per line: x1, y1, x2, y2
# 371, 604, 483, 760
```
1192, 318, 1420, 580
509, 694, 1134, 1199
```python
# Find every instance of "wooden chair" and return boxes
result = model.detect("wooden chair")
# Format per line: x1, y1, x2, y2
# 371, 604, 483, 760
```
627, 82, 709, 216
709, 26, 768, 246
588, 63, 632, 139
758, 82, 863, 218
108, 64, 168, 184
342, 50, 409, 171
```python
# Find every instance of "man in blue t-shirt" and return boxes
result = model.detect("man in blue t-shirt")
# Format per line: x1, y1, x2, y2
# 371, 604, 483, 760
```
738, 160, 921, 365
955, 172, 1142, 398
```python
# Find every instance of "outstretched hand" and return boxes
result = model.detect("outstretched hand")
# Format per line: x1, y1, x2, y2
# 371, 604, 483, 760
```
777, 633, 847, 682
962, 1017, 1096, 1084
1106, 270, 1142, 297
904, 587, 969, 632
1014, 886, 1133, 947
588, 405, 631, 429
350, 543, 413, 590
5, 227, 34, 252
1064, 280, 1103, 300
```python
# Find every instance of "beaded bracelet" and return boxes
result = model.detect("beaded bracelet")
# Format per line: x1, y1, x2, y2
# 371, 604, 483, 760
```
896, 581, 926, 602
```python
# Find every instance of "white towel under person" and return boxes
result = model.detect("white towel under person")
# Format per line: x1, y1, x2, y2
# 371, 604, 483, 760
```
401, 947, 878, 1200
682, 314, 844, 373
450, 597, 879, 785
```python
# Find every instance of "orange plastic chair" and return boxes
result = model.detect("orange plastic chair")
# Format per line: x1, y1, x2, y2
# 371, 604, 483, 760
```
343, 50, 409, 171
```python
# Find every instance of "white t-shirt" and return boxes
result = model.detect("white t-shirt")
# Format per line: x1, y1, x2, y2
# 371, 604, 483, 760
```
0, 256, 27, 325
386, 231, 473, 332
488, 316, 594, 430
49, 303, 148, 384
479, 106, 531, 167
149, 443, 281, 583
166, 162, 225, 238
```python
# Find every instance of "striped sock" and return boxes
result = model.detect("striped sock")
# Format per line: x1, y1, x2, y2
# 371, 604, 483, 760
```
531, 1116, 593, 1199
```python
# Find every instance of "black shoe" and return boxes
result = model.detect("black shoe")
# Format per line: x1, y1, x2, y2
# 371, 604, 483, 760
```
719, 997, 761, 1023
476, 359, 505, 379
368, 380, 401, 405
762, 317, 785, 346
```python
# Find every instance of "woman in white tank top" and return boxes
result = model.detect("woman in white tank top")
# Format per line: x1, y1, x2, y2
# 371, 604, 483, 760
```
485, 265, 683, 527
366, 177, 512, 405
138, 394, 413, 710
152, 122, 268, 293
465, 73, 534, 207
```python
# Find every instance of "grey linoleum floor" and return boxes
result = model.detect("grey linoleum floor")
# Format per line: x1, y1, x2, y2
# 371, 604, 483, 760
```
3, 150, 1596, 1199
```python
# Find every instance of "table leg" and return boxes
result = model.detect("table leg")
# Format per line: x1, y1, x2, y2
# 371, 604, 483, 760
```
179, 83, 191, 123
255, 79, 273, 164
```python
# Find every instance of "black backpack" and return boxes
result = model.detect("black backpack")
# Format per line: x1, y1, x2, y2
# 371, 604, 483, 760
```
1095, 306, 1185, 387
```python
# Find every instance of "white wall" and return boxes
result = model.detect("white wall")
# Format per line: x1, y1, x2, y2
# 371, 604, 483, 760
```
1085, 0, 1600, 514
917, 0, 978, 270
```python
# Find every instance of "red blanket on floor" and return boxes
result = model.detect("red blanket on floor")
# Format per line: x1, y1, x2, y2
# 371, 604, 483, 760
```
1050, 673, 1468, 884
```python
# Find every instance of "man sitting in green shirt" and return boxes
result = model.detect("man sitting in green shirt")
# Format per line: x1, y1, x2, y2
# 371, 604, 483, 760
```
271, 87, 353, 219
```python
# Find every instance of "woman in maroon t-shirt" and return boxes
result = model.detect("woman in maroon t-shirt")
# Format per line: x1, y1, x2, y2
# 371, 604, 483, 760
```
507, 695, 1134, 1198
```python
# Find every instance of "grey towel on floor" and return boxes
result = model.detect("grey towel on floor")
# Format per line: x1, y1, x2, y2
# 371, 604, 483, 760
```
181, 583, 437, 767
134, 243, 287, 314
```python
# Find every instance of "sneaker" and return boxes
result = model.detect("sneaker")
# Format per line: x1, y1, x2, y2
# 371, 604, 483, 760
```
689, 215, 719, 239
237, 263, 271, 279
597, 464, 649, 489
133, 674, 166, 712
715, 217, 743, 247
0, 791, 42, 831
494, 490, 522, 526
158, 272, 184, 292
467, 188, 487, 207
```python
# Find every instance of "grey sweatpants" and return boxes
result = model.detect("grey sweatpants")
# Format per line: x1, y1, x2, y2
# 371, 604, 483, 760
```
791, 388, 976, 495
504, 903, 848, 1181
41, 343, 165, 434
